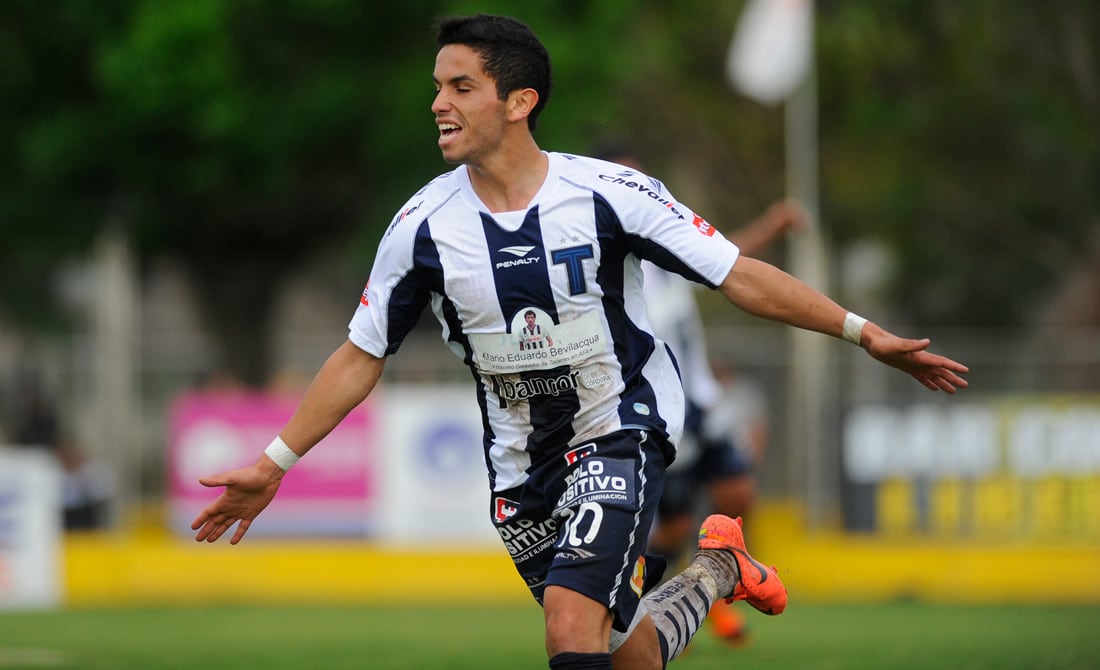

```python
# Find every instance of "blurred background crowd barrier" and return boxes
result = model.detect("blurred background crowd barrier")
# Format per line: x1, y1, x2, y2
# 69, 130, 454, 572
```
2, 317, 1098, 610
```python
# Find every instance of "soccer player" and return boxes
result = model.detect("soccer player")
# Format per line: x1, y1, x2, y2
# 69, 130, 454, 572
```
191, 14, 969, 670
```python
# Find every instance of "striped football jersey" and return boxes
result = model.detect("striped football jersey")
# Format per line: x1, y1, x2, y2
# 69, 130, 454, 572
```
349, 152, 740, 491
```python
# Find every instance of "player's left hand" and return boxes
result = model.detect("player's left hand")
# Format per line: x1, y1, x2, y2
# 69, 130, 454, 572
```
861, 327, 970, 393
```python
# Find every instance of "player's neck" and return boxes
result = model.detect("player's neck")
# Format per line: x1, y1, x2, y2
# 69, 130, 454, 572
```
467, 138, 548, 213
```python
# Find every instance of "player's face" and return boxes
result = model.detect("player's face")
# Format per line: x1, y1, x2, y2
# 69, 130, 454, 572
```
432, 44, 509, 166
525, 313, 536, 326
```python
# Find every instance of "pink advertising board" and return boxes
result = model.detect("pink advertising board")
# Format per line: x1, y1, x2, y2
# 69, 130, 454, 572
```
168, 391, 378, 537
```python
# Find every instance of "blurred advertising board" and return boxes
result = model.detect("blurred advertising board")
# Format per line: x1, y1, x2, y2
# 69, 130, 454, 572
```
0, 449, 62, 609
168, 391, 378, 537
167, 386, 497, 545
373, 386, 498, 545
843, 395, 1100, 539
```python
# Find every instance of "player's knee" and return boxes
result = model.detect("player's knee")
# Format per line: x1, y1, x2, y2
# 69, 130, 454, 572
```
545, 609, 607, 656
544, 587, 613, 656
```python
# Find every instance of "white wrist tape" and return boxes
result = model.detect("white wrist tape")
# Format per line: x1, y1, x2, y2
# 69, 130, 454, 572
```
264, 436, 299, 471
842, 312, 868, 346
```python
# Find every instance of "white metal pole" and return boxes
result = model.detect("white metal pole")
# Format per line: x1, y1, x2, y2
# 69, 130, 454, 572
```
92, 226, 140, 528
783, 22, 833, 529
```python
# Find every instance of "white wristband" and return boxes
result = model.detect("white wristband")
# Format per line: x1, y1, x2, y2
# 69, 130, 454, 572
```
264, 436, 299, 471
842, 312, 868, 346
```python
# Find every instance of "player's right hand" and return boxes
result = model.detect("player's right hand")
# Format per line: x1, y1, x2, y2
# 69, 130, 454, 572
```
191, 458, 284, 545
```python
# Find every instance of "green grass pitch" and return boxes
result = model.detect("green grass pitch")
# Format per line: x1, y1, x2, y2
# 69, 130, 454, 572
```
0, 602, 1097, 669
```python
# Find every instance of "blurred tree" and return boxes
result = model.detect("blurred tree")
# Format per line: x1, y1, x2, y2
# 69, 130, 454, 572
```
817, 0, 1099, 326
574, 0, 1100, 329
616, 1, 1095, 330
0, 1, 119, 331
0, 0, 638, 385
2, 0, 426, 378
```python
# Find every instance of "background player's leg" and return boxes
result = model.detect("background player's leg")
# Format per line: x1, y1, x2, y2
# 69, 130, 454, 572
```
701, 444, 758, 644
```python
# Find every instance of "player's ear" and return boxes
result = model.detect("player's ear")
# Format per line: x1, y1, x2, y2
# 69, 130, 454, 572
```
507, 88, 539, 124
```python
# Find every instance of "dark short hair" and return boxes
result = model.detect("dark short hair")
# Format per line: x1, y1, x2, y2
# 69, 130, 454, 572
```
524, 310, 536, 318
436, 14, 552, 131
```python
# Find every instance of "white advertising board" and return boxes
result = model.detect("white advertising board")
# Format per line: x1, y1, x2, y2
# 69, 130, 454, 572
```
375, 386, 499, 546
0, 449, 62, 609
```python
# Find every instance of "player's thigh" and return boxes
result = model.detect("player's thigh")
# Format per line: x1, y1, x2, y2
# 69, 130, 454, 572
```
545, 430, 667, 640
489, 486, 558, 602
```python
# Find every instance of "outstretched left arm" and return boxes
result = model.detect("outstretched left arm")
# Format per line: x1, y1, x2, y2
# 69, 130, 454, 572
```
718, 256, 969, 393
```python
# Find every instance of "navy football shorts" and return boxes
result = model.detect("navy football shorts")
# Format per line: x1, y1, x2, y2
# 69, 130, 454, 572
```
489, 429, 671, 641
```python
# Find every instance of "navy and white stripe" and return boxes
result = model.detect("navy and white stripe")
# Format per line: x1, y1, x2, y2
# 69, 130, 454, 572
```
349, 153, 740, 492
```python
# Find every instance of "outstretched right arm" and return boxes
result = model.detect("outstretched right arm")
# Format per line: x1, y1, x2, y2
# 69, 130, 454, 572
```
191, 340, 385, 544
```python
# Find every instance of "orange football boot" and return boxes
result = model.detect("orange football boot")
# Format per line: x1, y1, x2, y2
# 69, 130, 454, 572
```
698, 514, 787, 615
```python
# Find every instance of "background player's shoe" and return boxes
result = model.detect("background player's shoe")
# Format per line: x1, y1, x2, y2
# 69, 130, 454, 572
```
698, 514, 787, 615
708, 600, 749, 646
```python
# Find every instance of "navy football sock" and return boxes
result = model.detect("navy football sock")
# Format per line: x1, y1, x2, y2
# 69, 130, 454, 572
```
548, 651, 613, 669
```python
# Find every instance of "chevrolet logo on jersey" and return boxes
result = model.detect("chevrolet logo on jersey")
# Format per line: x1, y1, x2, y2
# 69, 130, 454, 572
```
598, 173, 686, 220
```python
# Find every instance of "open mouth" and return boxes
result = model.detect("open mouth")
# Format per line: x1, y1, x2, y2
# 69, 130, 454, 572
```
438, 122, 461, 139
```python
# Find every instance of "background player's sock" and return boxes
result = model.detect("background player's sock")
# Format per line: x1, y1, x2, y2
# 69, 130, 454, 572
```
642, 551, 739, 663
548, 651, 612, 669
